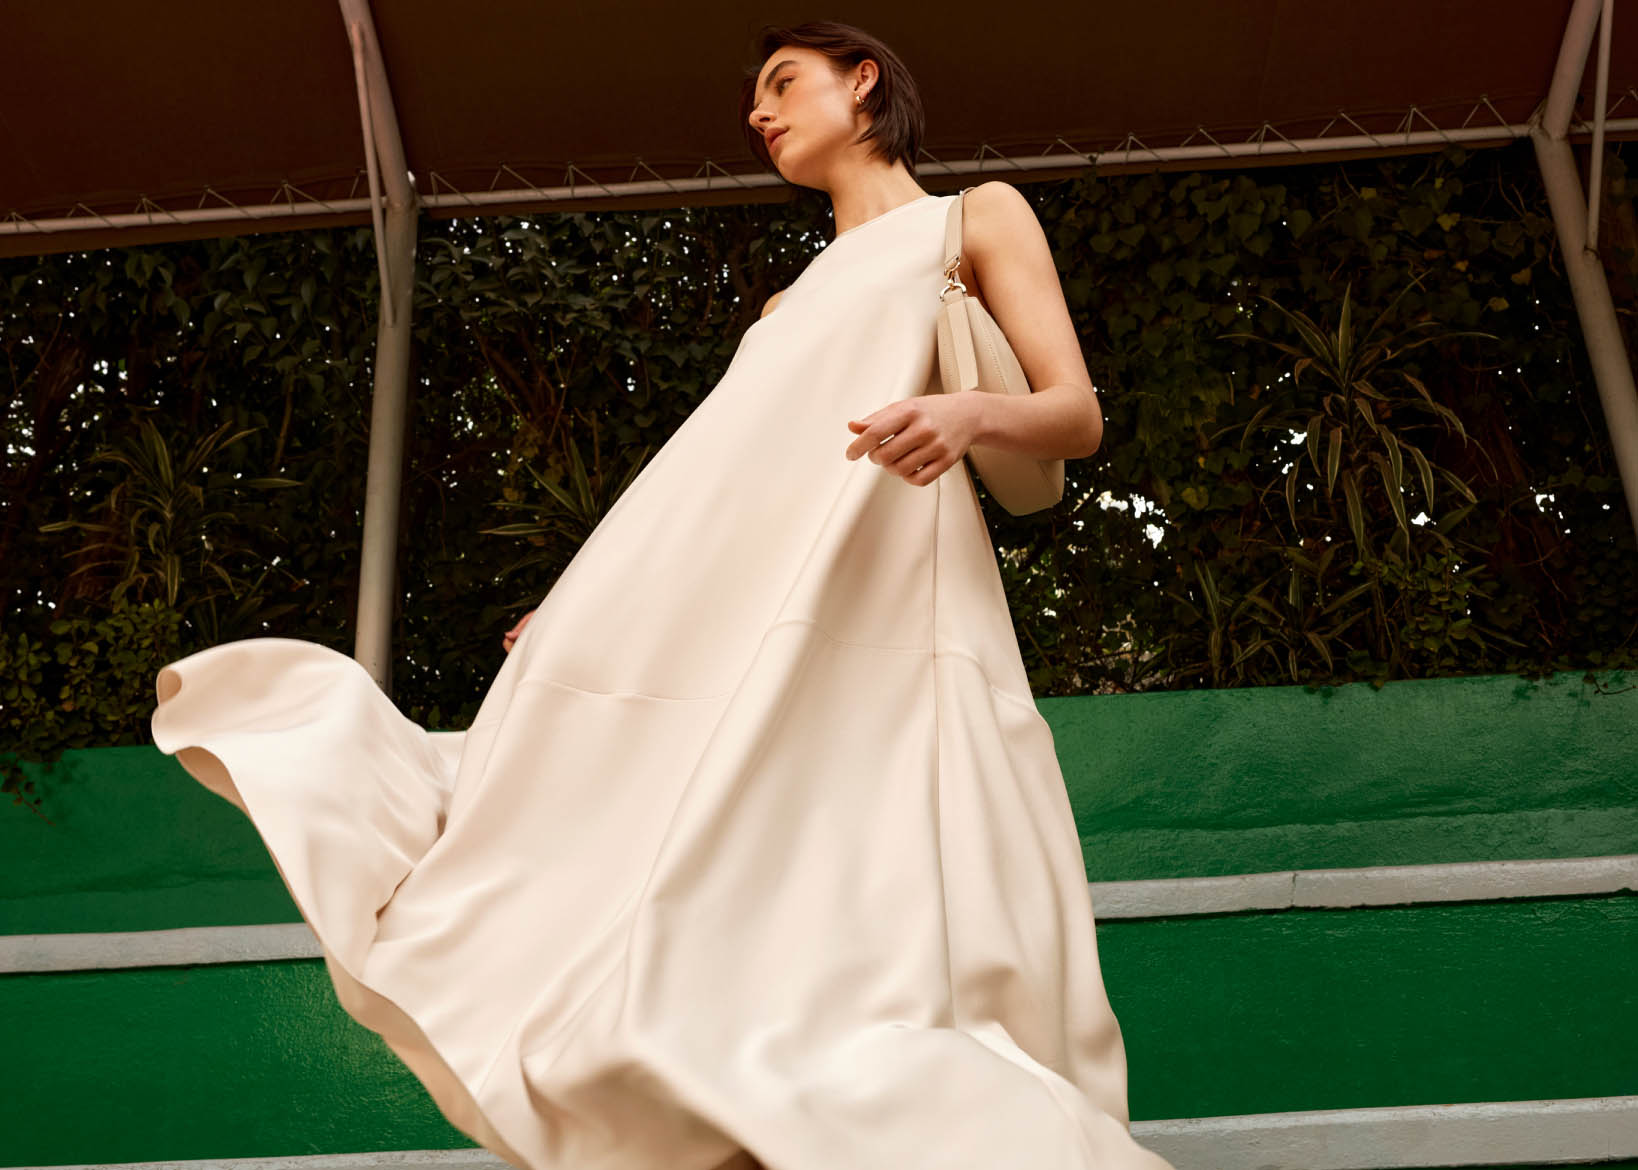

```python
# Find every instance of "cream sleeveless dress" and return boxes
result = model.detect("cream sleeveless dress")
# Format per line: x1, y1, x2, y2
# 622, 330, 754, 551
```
150, 192, 1176, 1170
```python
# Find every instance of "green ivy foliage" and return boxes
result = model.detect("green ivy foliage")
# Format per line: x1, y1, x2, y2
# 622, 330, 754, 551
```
1009, 139, 1637, 692
2, 142, 1635, 814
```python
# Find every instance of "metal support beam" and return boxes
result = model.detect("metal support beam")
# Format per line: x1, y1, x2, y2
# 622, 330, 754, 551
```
5, 119, 1638, 249
339, 0, 419, 693
1531, 0, 1638, 545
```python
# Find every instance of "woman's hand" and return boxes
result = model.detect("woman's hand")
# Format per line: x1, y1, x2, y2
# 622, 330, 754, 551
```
501, 609, 535, 654
845, 390, 984, 487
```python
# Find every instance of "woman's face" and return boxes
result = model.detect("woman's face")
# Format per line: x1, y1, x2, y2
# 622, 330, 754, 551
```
747, 46, 871, 186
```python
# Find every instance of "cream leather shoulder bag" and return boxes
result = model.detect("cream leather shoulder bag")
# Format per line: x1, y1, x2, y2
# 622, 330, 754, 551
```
934, 187, 1066, 516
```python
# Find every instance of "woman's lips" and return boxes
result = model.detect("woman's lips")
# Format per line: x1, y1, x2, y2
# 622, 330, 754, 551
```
769, 129, 788, 150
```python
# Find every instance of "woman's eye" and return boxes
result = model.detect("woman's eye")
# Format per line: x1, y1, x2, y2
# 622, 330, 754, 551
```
778, 77, 791, 93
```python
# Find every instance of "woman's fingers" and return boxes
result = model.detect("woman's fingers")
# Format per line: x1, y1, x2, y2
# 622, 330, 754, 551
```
878, 437, 951, 484
903, 453, 950, 485
865, 425, 923, 469
501, 609, 536, 652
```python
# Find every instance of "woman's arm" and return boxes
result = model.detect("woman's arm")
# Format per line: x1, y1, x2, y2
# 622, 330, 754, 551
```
958, 180, 1102, 460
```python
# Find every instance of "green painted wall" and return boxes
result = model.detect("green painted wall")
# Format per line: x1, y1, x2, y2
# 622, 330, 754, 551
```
5, 667, 1636, 934
2, 665, 1635, 1166
1, 896, 1633, 1164
2, 963, 468, 1165
1042, 666, 1638, 880
3, 745, 300, 935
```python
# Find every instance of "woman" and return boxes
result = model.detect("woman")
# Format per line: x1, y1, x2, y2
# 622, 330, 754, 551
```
504, 27, 1103, 655
152, 18, 1175, 1170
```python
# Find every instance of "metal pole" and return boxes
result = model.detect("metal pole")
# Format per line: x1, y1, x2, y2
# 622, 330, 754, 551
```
351, 198, 417, 694
1530, 0, 1638, 545
339, 0, 419, 692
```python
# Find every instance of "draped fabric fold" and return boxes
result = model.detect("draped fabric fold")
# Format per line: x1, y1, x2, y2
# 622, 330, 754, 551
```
151, 192, 1176, 1170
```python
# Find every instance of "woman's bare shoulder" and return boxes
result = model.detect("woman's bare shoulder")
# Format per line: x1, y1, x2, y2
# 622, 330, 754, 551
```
963, 180, 1043, 251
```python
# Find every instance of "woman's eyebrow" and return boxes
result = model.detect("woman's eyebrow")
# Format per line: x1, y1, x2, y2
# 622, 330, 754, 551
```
758, 60, 797, 99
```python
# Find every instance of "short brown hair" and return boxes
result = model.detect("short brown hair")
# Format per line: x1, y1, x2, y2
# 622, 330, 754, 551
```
739, 21, 925, 177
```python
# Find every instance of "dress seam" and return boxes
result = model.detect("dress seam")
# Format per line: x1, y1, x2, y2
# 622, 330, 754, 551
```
931, 471, 950, 1027
600, 455, 866, 1069
475, 622, 1035, 720
470, 883, 644, 1097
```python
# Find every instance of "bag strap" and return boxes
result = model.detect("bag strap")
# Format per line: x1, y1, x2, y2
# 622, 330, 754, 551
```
940, 186, 972, 296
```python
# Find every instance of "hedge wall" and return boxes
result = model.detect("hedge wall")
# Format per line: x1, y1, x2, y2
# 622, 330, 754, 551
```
3, 140, 1636, 814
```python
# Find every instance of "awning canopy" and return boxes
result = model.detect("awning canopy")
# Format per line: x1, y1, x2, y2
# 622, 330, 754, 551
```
4, 0, 1634, 259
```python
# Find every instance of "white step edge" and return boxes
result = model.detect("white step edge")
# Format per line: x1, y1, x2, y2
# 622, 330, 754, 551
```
1, 1155, 504, 1170
1134, 1094, 1638, 1169
1092, 853, 1638, 919
6, 1095, 1637, 1169
0, 922, 324, 972
3, 854, 1634, 974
